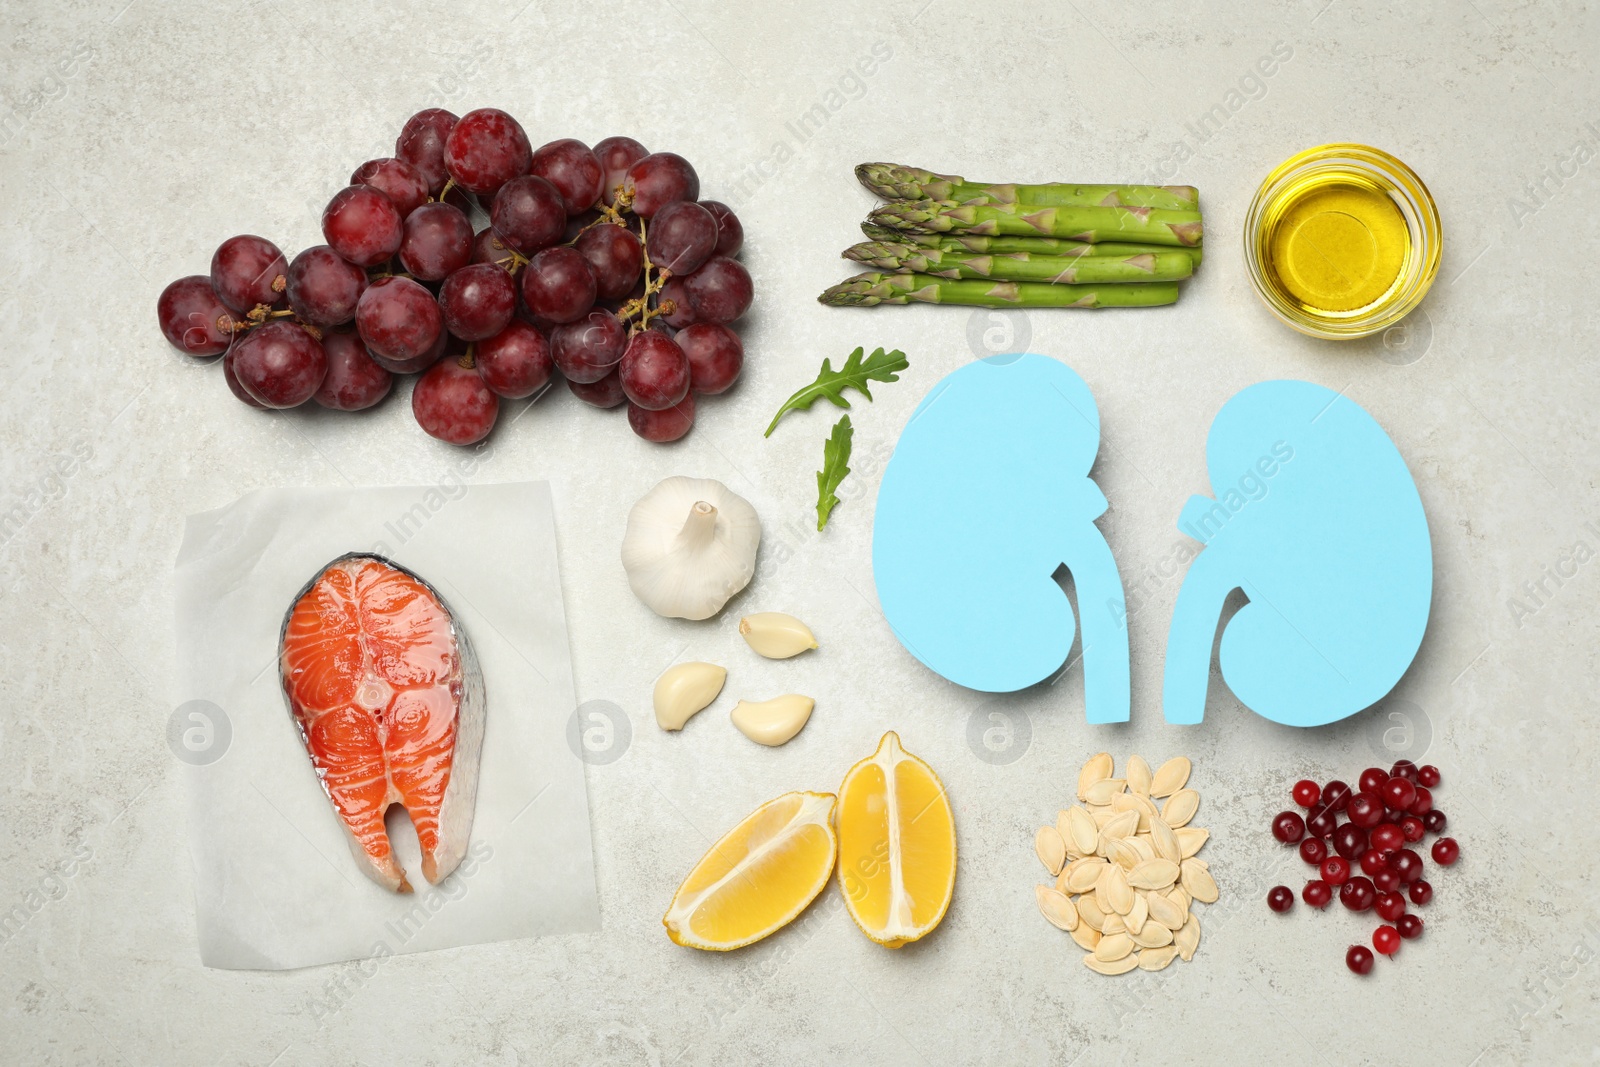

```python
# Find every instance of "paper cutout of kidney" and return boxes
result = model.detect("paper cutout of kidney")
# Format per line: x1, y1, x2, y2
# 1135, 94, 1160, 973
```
872, 353, 1130, 721
1162, 380, 1432, 727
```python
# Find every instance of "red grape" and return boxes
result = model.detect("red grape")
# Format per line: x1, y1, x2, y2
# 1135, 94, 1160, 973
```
413, 357, 499, 445
677, 322, 743, 395
350, 158, 429, 218
222, 348, 266, 408
474, 320, 552, 399
210, 234, 288, 313
396, 108, 458, 192
519, 246, 596, 324
619, 330, 690, 410
286, 245, 368, 328
575, 223, 643, 300
491, 174, 566, 256
700, 200, 744, 258
622, 152, 699, 217
568, 368, 627, 408
594, 136, 648, 207
314, 330, 392, 410
322, 185, 403, 267
628, 391, 695, 442
656, 275, 699, 328
443, 108, 531, 197
438, 263, 517, 341
682, 256, 752, 324
158, 275, 233, 356
230, 321, 326, 408
550, 309, 626, 383
647, 199, 718, 275
472, 227, 521, 273
529, 138, 604, 214
356, 276, 442, 366
400, 202, 474, 281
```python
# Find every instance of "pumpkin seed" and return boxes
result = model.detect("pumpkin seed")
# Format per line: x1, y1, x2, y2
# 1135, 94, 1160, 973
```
1071, 923, 1101, 952
1174, 826, 1209, 859
1094, 931, 1134, 962
1149, 816, 1181, 864
1036, 885, 1078, 931
1180, 858, 1219, 903
1127, 754, 1152, 795
1066, 805, 1099, 857
1130, 921, 1174, 949
1100, 809, 1139, 842
1076, 894, 1106, 932
1126, 892, 1148, 935
1101, 913, 1126, 936
1174, 913, 1200, 961
1077, 752, 1113, 800
1112, 839, 1142, 871
1146, 891, 1185, 930
1161, 788, 1200, 828
1129, 859, 1181, 891
1034, 826, 1067, 875
1067, 858, 1108, 894
1128, 835, 1156, 863
1085, 952, 1139, 976
1167, 884, 1191, 916
1138, 945, 1179, 971
1103, 863, 1134, 915
1084, 778, 1126, 807
1150, 756, 1191, 798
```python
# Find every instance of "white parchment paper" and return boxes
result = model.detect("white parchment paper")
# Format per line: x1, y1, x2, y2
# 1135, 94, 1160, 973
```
172, 483, 600, 970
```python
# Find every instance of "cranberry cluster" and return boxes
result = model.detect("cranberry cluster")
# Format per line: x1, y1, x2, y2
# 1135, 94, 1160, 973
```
1265, 760, 1459, 974
156, 108, 752, 446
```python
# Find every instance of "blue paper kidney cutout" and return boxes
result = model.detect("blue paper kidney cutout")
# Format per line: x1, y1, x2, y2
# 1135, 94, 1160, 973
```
1162, 380, 1432, 727
872, 353, 1130, 722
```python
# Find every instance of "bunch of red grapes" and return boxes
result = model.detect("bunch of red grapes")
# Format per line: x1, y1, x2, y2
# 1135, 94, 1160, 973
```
156, 107, 752, 445
1263, 760, 1460, 975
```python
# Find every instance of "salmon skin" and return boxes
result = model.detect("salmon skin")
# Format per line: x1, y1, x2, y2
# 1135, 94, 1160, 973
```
279, 553, 484, 893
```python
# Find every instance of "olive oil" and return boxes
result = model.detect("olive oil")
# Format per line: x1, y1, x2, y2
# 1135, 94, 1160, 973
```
1243, 145, 1441, 339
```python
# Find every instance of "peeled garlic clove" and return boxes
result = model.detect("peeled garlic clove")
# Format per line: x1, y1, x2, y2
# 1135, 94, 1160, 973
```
738, 612, 818, 659
653, 662, 727, 731
730, 694, 814, 746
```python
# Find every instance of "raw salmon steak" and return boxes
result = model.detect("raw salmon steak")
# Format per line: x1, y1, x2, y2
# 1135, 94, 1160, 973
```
279, 553, 484, 893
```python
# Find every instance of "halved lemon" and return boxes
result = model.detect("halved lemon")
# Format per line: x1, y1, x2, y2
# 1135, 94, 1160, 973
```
663, 790, 837, 951
837, 731, 957, 947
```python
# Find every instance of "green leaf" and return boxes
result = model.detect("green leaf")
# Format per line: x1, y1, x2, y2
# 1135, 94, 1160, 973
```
815, 415, 854, 531
764, 346, 909, 437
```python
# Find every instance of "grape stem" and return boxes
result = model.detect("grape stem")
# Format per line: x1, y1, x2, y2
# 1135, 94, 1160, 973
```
618, 219, 673, 334
459, 343, 476, 370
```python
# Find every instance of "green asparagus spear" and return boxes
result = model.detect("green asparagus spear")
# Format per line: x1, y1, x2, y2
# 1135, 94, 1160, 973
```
856, 163, 1199, 211
868, 199, 1203, 246
818, 272, 1180, 309
841, 243, 1193, 284
856, 223, 1203, 265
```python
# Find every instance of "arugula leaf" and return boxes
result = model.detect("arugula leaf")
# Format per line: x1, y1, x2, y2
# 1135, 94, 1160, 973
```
764, 346, 909, 437
815, 415, 854, 531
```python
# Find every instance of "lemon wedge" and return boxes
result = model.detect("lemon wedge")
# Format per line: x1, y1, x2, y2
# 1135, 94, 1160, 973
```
837, 731, 957, 947
663, 791, 837, 951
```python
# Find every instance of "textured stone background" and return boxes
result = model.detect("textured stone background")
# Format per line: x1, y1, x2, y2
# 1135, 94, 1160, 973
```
2, 1, 1597, 1064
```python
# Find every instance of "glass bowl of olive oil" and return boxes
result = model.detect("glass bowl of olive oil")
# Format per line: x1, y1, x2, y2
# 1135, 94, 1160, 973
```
1244, 144, 1441, 339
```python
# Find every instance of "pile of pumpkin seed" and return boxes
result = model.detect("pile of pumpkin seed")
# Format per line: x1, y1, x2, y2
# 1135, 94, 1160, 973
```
1033, 753, 1217, 975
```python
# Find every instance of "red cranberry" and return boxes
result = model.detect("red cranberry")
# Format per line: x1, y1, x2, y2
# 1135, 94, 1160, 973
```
1303, 880, 1333, 908
1320, 856, 1350, 886
1321, 780, 1352, 812
1339, 876, 1376, 911
1390, 759, 1419, 781
1423, 810, 1447, 834
1390, 848, 1424, 882
1382, 777, 1417, 813
1417, 765, 1441, 788
1370, 823, 1404, 852
1409, 880, 1433, 905
1431, 837, 1460, 866
1359, 848, 1388, 876
1375, 891, 1407, 922
1272, 811, 1306, 844
1399, 816, 1426, 843
1292, 780, 1322, 808
1299, 838, 1328, 866
1306, 807, 1339, 838
1373, 925, 1401, 956
1397, 914, 1424, 940
1347, 792, 1385, 829
1346, 945, 1375, 975
1358, 767, 1390, 795
1372, 868, 1402, 893
1332, 823, 1368, 860
1407, 786, 1433, 816
1267, 886, 1295, 913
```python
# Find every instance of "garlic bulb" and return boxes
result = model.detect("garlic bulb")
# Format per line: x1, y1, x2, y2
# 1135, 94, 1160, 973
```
621, 476, 762, 620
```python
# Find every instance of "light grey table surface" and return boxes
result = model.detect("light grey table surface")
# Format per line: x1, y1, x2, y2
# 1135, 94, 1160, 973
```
2, 2, 1597, 1064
